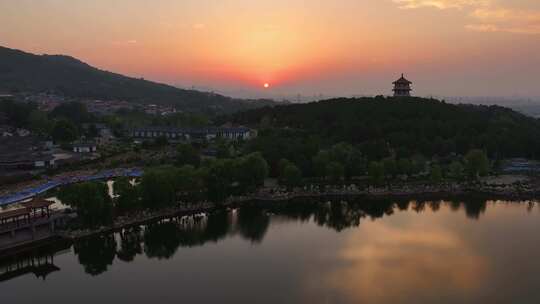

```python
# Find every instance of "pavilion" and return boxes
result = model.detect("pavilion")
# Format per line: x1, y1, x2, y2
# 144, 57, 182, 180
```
393, 74, 413, 97
0, 199, 54, 230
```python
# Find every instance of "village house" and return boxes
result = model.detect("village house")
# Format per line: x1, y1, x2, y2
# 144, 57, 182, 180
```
72, 141, 97, 153
130, 126, 254, 142
0, 137, 55, 171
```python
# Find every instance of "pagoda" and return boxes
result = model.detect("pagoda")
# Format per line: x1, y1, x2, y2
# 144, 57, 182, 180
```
392, 74, 412, 97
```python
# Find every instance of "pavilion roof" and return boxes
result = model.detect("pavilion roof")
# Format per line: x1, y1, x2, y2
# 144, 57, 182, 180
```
22, 199, 54, 209
393, 74, 412, 84
0, 208, 30, 220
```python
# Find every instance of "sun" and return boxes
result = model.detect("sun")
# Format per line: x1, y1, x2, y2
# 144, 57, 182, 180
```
263, 83, 270, 88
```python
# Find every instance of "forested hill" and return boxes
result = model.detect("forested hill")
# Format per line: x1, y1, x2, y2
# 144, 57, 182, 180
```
229, 96, 540, 159
0, 46, 274, 114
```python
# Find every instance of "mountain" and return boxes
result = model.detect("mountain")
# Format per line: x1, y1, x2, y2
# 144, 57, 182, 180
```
0, 46, 276, 114
227, 96, 540, 159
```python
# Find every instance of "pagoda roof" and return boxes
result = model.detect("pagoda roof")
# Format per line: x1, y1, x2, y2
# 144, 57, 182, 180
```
393, 74, 412, 84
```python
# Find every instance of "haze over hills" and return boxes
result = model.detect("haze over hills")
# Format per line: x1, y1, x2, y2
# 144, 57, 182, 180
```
0, 46, 278, 114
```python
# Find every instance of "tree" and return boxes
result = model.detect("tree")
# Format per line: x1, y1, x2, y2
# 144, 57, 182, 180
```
28, 109, 52, 134
464, 149, 490, 179
176, 143, 200, 167
237, 152, 269, 190
329, 143, 365, 179
206, 159, 238, 201
216, 139, 232, 159
411, 154, 427, 175
0, 99, 35, 127
429, 164, 443, 183
368, 161, 385, 185
52, 119, 78, 143
326, 161, 344, 182
383, 158, 397, 178
139, 167, 178, 209
58, 181, 113, 227
449, 161, 464, 181
281, 164, 302, 189
277, 158, 293, 178
114, 177, 140, 213
312, 150, 331, 178
397, 158, 412, 176
50, 102, 92, 124
176, 165, 206, 199
85, 124, 99, 139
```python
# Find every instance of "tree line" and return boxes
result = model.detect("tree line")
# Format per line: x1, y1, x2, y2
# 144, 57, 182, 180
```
230, 97, 540, 160
58, 152, 269, 227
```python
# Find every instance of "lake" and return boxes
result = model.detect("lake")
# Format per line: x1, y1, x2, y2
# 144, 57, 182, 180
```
1, 197, 540, 304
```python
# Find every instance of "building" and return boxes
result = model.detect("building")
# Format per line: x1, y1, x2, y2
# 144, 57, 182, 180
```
0, 137, 55, 171
130, 126, 253, 142
72, 142, 97, 153
393, 74, 413, 97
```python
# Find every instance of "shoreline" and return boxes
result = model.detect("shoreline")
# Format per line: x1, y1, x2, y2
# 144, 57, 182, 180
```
1, 185, 537, 255
4, 191, 540, 255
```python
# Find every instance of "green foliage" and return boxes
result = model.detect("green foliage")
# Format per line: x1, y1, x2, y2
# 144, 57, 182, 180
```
204, 153, 268, 201
429, 164, 443, 183
153, 136, 169, 147
50, 102, 92, 124
236, 152, 269, 190
58, 181, 113, 227
411, 154, 427, 175
465, 149, 490, 179
449, 161, 464, 181
311, 143, 365, 180
52, 119, 78, 143
246, 129, 320, 177
176, 143, 200, 167
281, 163, 303, 189
0, 99, 37, 128
206, 159, 238, 201
397, 158, 412, 176
231, 97, 540, 160
114, 177, 140, 213
368, 161, 385, 185
326, 161, 345, 182
139, 167, 178, 209
312, 150, 331, 178
382, 158, 397, 178
28, 109, 52, 134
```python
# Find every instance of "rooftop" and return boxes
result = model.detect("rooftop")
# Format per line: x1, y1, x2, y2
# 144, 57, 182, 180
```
393, 73, 412, 85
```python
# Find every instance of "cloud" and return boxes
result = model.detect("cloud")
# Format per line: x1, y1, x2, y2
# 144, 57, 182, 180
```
392, 0, 489, 10
467, 7, 540, 34
392, 0, 540, 34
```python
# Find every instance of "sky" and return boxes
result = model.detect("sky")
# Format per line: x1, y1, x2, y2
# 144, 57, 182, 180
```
1, 0, 539, 99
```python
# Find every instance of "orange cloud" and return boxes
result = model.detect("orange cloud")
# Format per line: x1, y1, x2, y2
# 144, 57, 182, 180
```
467, 7, 540, 34
393, 0, 489, 10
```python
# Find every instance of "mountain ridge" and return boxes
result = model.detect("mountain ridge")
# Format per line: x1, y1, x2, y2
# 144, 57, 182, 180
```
0, 46, 276, 114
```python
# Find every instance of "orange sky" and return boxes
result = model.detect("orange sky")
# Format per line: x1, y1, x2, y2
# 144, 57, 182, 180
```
1, 0, 539, 98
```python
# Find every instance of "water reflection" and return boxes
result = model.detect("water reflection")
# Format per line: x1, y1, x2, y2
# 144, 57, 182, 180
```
73, 234, 116, 276
64, 198, 530, 277
2, 198, 540, 304
325, 216, 489, 303
117, 227, 143, 262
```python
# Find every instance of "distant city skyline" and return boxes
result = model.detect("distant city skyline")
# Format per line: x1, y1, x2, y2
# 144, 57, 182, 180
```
1, 0, 540, 98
